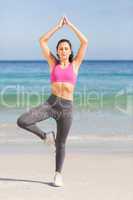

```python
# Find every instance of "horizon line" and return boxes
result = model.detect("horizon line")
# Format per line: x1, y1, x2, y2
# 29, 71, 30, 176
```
0, 59, 133, 62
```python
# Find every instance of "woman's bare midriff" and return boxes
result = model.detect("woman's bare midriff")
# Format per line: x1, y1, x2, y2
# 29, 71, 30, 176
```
51, 82, 75, 101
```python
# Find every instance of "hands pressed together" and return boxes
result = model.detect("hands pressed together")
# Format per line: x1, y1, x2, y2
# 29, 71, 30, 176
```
57, 16, 72, 29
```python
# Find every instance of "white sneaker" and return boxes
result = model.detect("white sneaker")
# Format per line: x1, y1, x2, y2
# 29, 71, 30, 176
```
53, 172, 63, 187
43, 131, 56, 146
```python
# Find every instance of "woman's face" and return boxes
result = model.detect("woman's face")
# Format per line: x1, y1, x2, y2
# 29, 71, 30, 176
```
57, 42, 71, 62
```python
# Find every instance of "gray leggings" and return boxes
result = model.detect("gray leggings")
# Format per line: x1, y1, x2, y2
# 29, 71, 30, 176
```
17, 93, 73, 173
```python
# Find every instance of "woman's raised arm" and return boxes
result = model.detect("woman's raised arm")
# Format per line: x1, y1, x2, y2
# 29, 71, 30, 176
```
39, 17, 64, 70
64, 16, 88, 69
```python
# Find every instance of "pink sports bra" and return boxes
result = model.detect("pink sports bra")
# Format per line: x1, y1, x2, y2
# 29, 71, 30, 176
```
50, 63, 77, 85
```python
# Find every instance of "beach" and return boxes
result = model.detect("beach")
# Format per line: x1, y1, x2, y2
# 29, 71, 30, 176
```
0, 142, 133, 200
0, 123, 133, 200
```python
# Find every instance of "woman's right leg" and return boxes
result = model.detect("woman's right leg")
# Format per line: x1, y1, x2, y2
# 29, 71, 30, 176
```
17, 101, 53, 139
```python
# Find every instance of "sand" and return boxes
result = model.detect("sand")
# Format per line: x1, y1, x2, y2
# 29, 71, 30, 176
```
0, 146, 133, 200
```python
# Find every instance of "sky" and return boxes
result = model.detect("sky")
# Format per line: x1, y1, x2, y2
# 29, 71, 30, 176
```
0, 0, 133, 60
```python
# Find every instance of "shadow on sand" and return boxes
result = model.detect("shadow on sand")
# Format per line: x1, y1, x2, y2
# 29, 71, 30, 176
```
0, 177, 58, 187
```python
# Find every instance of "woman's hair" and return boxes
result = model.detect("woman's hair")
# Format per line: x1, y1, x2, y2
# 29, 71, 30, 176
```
56, 39, 74, 63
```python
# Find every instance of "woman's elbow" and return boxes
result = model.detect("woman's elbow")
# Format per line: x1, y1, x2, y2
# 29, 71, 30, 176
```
81, 35, 88, 44
39, 37, 48, 45
83, 38, 88, 45
81, 39, 88, 47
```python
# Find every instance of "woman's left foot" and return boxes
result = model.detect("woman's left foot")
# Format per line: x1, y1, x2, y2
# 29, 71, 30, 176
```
53, 171, 63, 187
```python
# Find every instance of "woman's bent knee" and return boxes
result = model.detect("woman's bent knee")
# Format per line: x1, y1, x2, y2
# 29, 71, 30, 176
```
17, 114, 30, 128
17, 116, 25, 128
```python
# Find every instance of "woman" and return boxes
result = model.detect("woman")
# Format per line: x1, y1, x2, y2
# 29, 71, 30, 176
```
17, 16, 88, 187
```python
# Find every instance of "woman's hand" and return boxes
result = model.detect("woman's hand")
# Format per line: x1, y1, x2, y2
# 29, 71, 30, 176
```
63, 16, 72, 27
56, 16, 72, 29
57, 17, 65, 29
